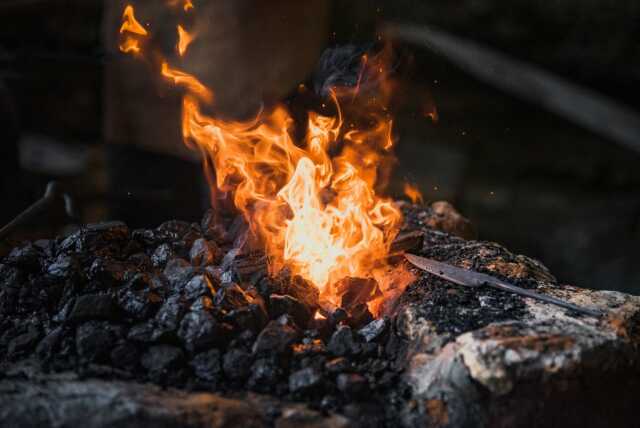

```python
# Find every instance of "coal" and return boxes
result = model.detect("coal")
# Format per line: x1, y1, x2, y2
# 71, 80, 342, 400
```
68, 294, 120, 322
153, 295, 187, 340
47, 254, 78, 278
334, 277, 381, 308
214, 283, 250, 310
222, 348, 253, 381
110, 341, 140, 369
8, 327, 41, 357
248, 356, 282, 392
336, 373, 368, 396
162, 258, 195, 292
190, 349, 222, 382
224, 303, 268, 333
358, 318, 388, 343
76, 321, 122, 362
346, 303, 374, 329
140, 344, 185, 374
190, 238, 220, 267
253, 319, 300, 355
184, 274, 216, 300
151, 244, 175, 268
177, 310, 222, 352
5, 243, 42, 270
269, 294, 313, 329
117, 288, 162, 321
328, 325, 361, 357
289, 367, 323, 394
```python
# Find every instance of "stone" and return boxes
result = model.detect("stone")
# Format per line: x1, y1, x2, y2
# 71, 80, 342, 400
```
357, 318, 388, 343
190, 349, 222, 382
68, 294, 120, 322
253, 320, 300, 355
222, 348, 253, 381
327, 325, 360, 357
269, 294, 313, 329
190, 238, 220, 266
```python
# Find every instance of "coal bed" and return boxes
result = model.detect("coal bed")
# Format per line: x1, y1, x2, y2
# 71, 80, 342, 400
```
1, 202, 639, 428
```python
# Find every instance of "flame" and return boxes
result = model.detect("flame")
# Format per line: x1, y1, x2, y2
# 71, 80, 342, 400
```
177, 25, 194, 56
119, 7, 411, 306
404, 182, 423, 204
119, 5, 147, 54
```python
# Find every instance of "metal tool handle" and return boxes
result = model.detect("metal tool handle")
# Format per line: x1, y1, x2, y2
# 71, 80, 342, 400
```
487, 280, 602, 318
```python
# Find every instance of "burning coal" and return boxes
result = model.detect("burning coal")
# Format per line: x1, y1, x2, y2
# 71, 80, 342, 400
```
118, 4, 412, 311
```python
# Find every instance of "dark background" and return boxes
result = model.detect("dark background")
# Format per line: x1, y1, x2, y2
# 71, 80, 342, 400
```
1, 0, 639, 294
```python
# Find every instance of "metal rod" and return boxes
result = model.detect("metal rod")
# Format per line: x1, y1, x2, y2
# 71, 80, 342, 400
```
0, 181, 60, 241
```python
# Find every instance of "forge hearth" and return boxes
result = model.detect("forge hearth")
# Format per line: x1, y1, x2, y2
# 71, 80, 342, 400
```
1, 202, 639, 428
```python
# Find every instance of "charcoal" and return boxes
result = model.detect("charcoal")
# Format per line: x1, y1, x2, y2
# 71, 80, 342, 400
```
60, 221, 129, 254
325, 357, 350, 374
35, 326, 64, 357
68, 294, 120, 322
269, 294, 313, 329
76, 321, 122, 362
117, 289, 162, 321
358, 318, 388, 343
0, 264, 24, 288
327, 325, 361, 356
336, 373, 368, 396
190, 296, 214, 312
47, 254, 79, 279
5, 243, 42, 270
346, 303, 374, 329
200, 209, 226, 242
184, 274, 216, 300
88, 258, 128, 287
233, 254, 268, 281
110, 341, 140, 369
190, 349, 222, 382
248, 356, 283, 392
189, 238, 220, 267
162, 258, 195, 292
328, 308, 349, 326
389, 230, 424, 254
52, 298, 75, 323
127, 321, 156, 343
225, 303, 268, 333
177, 310, 221, 352
222, 348, 253, 380
156, 220, 192, 240
151, 244, 175, 268
253, 320, 300, 355
8, 327, 41, 357
127, 252, 153, 271
154, 295, 188, 337
140, 344, 185, 374
292, 340, 326, 358
334, 277, 381, 308
214, 283, 250, 310
289, 367, 323, 394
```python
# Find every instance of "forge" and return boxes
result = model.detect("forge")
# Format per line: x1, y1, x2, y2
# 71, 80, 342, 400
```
1, 201, 639, 428
1, 3, 639, 428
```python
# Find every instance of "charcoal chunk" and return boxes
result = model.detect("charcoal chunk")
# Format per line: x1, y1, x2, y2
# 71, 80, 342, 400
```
47, 254, 79, 279
334, 277, 381, 308
190, 238, 220, 266
325, 357, 350, 374
154, 295, 188, 339
110, 341, 140, 369
336, 373, 368, 396
184, 274, 216, 300
346, 303, 374, 329
117, 289, 162, 321
178, 310, 221, 352
162, 258, 195, 292
292, 339, 326, 358
140, 344, 184, 374
127, 321, 156, 343
151, 244, 175, 268
6, 243, 41, 270
248, 356, 282, 392
253, 320, 299, 355
69, 294, 119, 322
76, 321, 122, 362
328, 325, 360, 356
222, 348, 253, 380
224, 302, 268, 333
289, 367, 323, 394
328, 308, 349, 326
36, 326, 64, 357
8, 327, 41, 356
269, 294, 313, 329
88, 258, 127, 286
358, 318, 388, 343
190, 349, 222, 382
214, 283, 250, 310
60, 221, 129, 254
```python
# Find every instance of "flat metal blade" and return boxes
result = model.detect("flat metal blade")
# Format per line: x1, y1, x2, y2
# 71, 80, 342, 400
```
405, 253, 602, 317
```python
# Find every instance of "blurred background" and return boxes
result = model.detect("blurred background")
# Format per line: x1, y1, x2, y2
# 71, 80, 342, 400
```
1, 0, 638, 294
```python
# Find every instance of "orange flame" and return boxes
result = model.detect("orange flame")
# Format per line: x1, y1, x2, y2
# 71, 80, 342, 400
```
119, 7, 411, 306
177, 25, 195, 56
404, 182, 423, 204
119, 5, 147, 55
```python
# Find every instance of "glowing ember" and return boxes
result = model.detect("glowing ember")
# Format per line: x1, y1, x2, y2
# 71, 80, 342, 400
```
118, 5, 415, 308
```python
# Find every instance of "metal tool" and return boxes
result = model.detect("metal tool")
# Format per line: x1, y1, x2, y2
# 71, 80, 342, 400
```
384, 23, 640, 154
405, 253, 602, 317
0, 181, 77, 241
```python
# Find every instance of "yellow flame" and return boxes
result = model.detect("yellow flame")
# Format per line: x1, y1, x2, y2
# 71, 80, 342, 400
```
404, 182, 423, 204
177, 25, 195, 56
161, 62, 213, 103
120, 5, 147, 36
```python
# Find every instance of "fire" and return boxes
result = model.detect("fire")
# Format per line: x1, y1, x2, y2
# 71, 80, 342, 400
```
119, 5, 412, 307
177, 25, 194, 57
119, 5, 147, 54
404, 182, 423, 204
